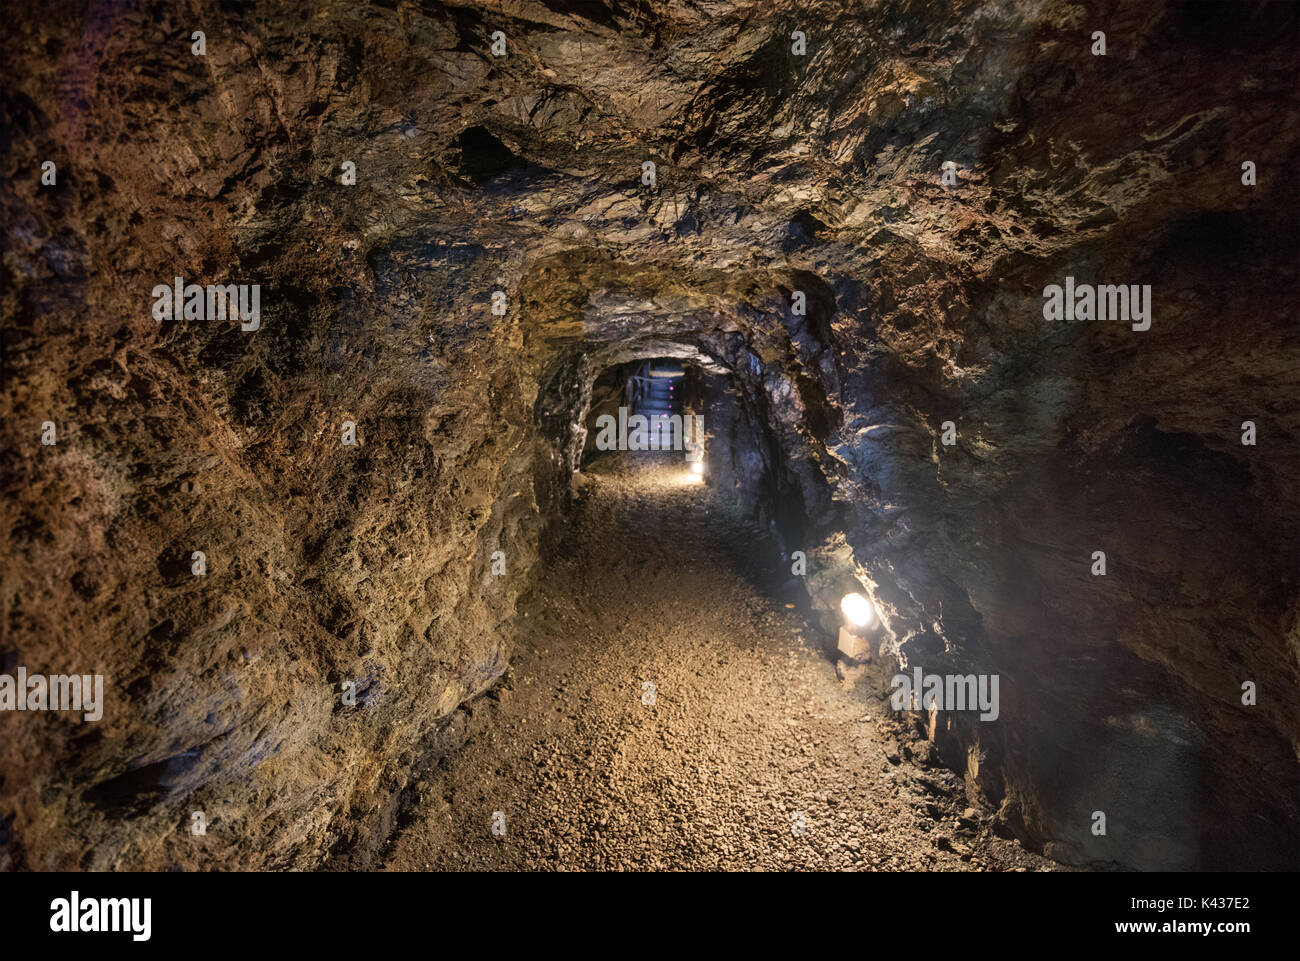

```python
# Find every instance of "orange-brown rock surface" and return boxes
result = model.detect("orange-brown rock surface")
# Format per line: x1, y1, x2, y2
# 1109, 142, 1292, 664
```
2, 0, 1296, 870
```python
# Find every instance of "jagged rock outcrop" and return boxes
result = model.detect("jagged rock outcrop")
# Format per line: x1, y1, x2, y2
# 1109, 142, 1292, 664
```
2, 0, 1296, 870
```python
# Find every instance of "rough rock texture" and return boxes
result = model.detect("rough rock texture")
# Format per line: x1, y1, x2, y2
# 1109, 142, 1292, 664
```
2, 0, 1297, 870
385, 454, 1060, 872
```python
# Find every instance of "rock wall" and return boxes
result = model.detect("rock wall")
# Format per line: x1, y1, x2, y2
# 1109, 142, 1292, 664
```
2, 0, 1296, 869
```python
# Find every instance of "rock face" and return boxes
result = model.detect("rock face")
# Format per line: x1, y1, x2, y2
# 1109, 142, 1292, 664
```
1, 0, 1296, 870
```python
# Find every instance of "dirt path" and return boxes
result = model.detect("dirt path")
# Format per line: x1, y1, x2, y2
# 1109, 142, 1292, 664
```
384, 454, 1058, 871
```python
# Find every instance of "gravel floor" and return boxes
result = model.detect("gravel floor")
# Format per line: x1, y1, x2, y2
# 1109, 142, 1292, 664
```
384, 454, 1060, 872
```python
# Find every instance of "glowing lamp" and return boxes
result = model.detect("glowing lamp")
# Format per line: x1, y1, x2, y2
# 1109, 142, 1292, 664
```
840, 592, 875, 628
837, 592, 876, 663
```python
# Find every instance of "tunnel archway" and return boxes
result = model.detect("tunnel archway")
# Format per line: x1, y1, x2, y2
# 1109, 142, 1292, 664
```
530, 317, 831, 562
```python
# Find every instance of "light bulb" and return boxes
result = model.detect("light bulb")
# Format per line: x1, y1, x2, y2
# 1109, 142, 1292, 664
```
840, 592, 875, 628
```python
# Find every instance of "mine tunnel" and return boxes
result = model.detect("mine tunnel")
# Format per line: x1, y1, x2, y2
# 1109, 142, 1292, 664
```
1, 0, 1298, 888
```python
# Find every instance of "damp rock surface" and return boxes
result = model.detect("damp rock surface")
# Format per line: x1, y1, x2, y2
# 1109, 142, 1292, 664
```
1, 0, 1297, 871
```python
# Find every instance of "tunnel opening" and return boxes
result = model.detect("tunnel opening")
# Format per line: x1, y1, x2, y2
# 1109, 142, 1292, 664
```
564, 346, 821, 548
525, 328, 879, 694
581, 358, 702, 464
